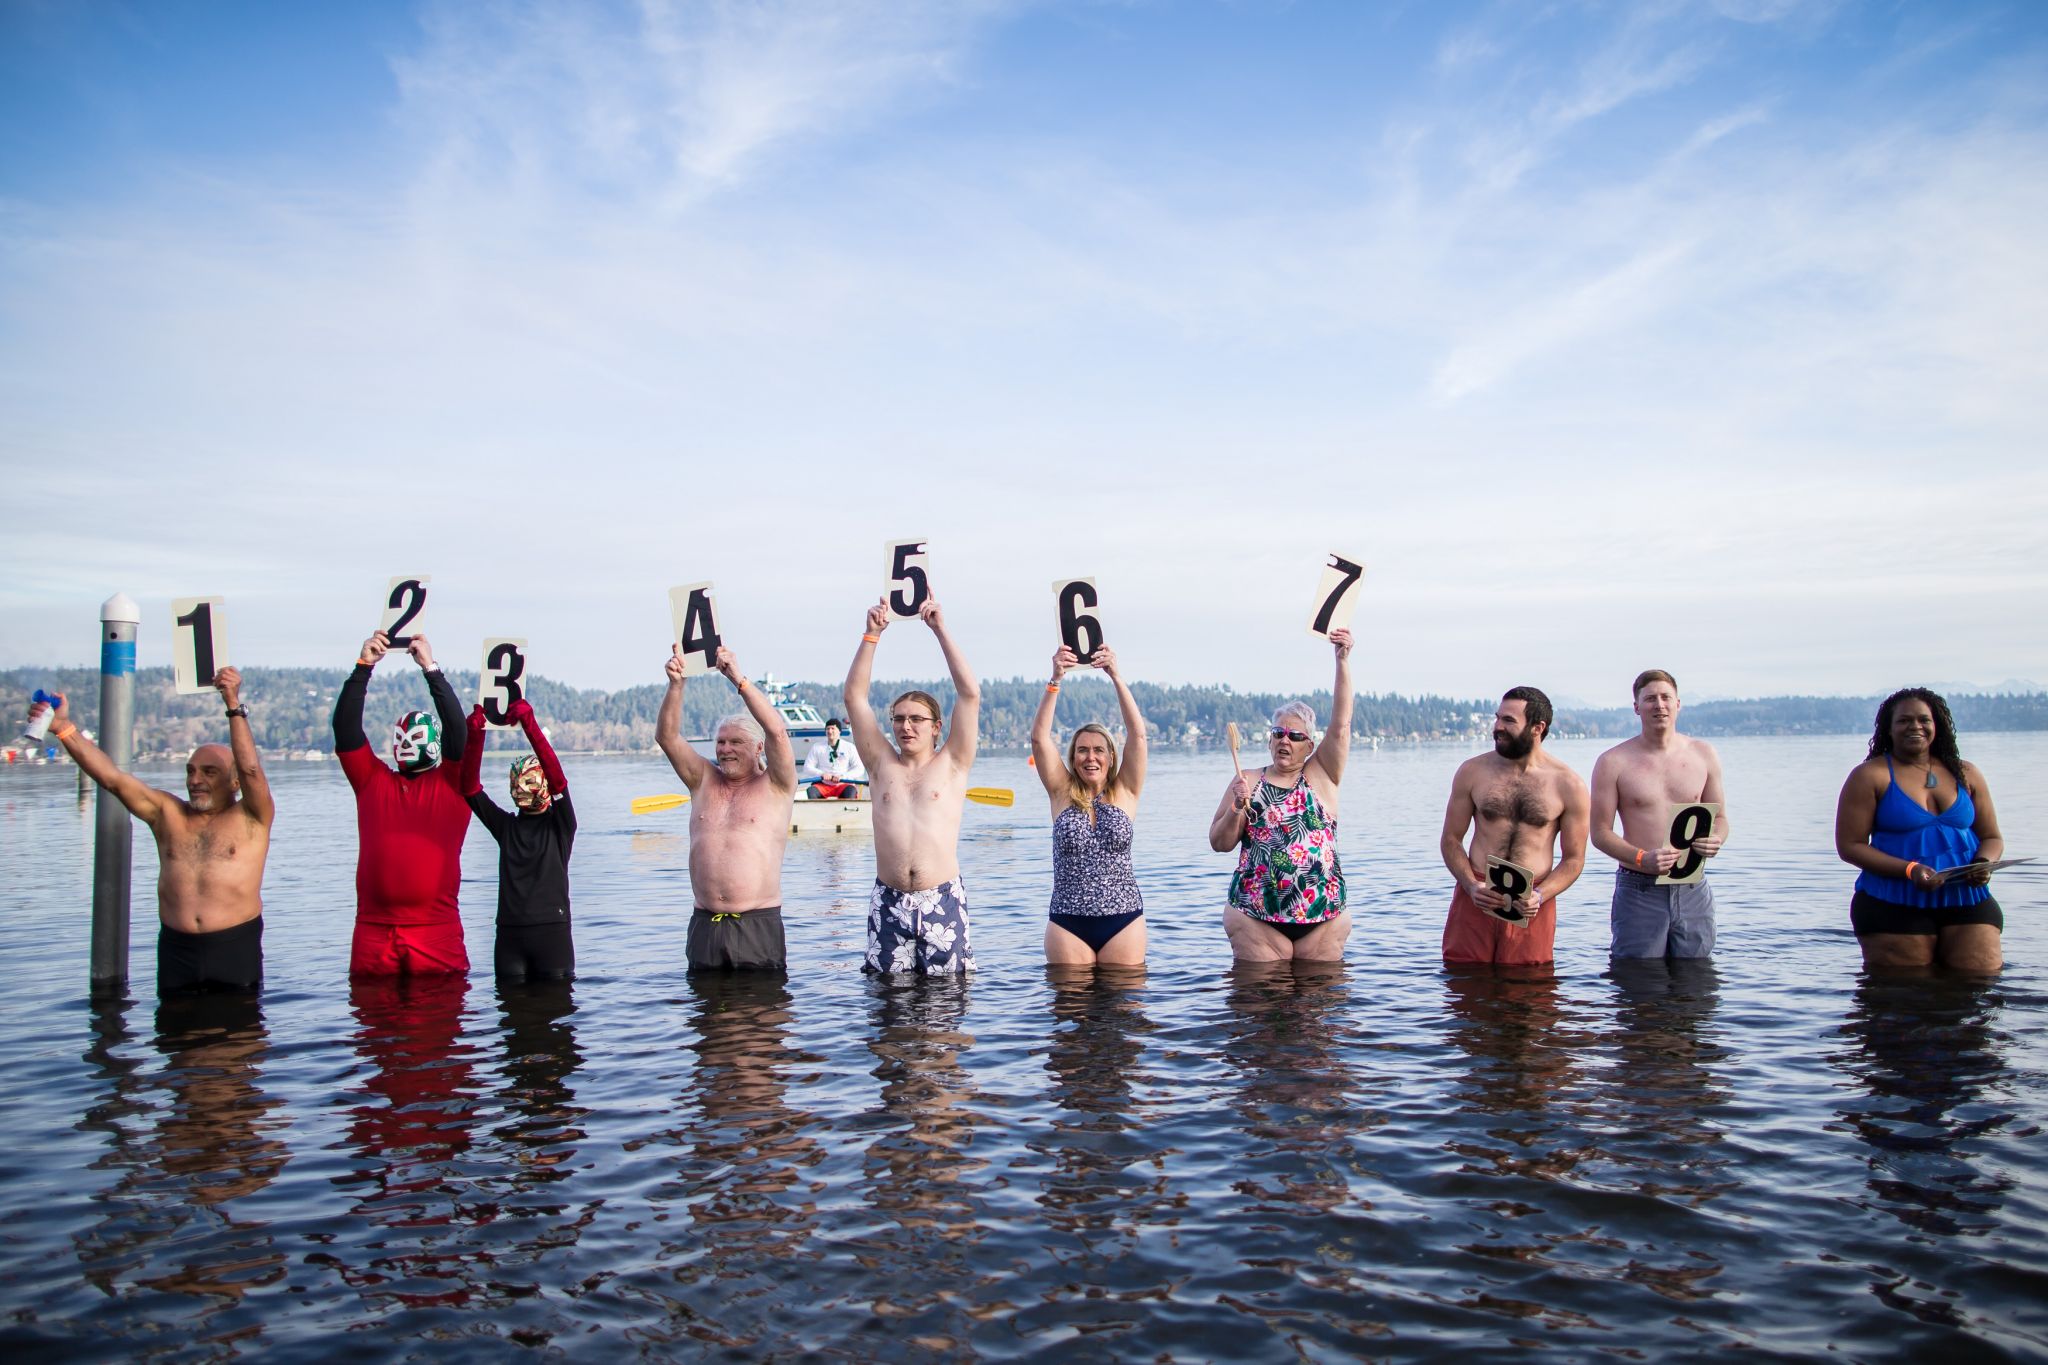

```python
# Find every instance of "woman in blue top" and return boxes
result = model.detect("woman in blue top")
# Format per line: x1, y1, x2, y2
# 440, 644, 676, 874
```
1835, 688, 2007, 972
1031, 643, 1149, 966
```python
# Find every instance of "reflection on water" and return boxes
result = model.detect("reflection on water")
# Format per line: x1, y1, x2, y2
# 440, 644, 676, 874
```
1441, 965, 1589, 1179
1834, 974, 2017, 1331
75, 994, 289, 1314
1221, 962, 1364, 1215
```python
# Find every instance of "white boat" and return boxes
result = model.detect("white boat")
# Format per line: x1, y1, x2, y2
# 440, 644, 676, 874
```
759, 673, 831, 746
790, 794, 869, 835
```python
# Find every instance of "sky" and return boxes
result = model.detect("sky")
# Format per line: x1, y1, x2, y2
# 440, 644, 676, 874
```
2, 0, 2045, 706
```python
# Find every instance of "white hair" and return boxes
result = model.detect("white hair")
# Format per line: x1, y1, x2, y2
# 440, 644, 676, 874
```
1272, 700, 1317, 731
715, 712, 765, 746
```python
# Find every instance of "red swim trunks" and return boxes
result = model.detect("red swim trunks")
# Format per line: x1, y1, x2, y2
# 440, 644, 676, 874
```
1442, 881, 1558, 966
350, 921, 470, 977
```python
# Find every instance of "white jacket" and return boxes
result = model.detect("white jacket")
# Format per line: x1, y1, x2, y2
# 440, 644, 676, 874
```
803, 738, 866, 782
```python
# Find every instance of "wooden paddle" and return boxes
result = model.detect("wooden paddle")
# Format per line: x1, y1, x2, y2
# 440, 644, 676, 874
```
630, 793, 690, 814
1227, 722, 1249, 808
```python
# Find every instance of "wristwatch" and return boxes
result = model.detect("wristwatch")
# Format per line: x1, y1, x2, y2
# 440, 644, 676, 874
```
225, 705, 249, 719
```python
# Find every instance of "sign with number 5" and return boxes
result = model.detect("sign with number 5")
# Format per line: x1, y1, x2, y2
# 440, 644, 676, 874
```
1658, 802, 1721, 885
883, 537, 932, 619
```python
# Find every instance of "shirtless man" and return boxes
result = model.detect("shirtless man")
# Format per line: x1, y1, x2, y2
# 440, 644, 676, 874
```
1439, 686, 1590, 966
843, 596, 980, 974
32, 668, 273, 993
657, 643, 798, 971
1589, 670, 1728, 959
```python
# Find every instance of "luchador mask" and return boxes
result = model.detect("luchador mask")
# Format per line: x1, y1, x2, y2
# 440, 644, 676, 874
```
392, 710, 441, 772
510, 754, 551, 813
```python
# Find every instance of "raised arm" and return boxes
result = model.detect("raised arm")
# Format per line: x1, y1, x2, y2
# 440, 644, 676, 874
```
656, 646, 711, 790
842, 599, 892, 773
1096, 646, 1148, 801
717, 646, 797, 793
511, 697, 567, 795
1031, 646, 1078, 800
1309, 629, 1352, 787
923, 597, 980, 770
34, 692, 164, 826
459, 705, 488, 797
333, 631, 387, 753
411, 636, 466, 764
214, 668, 273, 827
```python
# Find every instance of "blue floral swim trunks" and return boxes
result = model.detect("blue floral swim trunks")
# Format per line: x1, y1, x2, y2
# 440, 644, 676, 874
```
865, 878, 975, 975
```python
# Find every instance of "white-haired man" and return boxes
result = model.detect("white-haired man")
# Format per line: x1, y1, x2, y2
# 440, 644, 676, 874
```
656, 644, 798, 971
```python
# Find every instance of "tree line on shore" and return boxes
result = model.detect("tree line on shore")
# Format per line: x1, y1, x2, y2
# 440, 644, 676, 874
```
5, 666, 2044, 760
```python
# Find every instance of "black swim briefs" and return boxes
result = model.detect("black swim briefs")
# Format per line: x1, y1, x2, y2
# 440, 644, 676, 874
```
687, 907, 787, 972
1850, 890, 2003, 938
157, 916, 263, 994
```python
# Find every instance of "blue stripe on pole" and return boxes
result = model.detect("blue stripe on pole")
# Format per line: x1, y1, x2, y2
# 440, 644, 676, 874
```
100, 640, 135, 677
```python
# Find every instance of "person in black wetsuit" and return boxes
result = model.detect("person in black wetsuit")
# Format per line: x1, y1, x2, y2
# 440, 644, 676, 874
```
460, 698, 576, 981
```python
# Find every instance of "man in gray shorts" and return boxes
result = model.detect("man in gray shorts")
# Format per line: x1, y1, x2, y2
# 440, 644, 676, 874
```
1588, 670, 1729, 958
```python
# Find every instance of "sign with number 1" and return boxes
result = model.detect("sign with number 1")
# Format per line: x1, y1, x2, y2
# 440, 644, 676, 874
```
1658, 802, 1721, 885
170, 597, 228, 695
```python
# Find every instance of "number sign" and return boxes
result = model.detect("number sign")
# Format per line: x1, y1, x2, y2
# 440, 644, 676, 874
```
1053, 578, 1104, 660
1484, 854, 1536, 924
380, 575, 430, 646
170, 597, 228, 695
668, 582, 722, 677
1307, 551, 1366, 638
1658, 802, 1721, 886
479, 638, 528, 730
883, 538, 932, 619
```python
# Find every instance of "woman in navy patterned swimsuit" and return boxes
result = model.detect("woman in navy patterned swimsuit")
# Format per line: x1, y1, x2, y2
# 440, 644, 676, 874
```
1030, 643, 1150, 965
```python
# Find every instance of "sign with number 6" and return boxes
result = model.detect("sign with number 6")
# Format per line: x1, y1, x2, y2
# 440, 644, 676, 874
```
883, 537, 932, 619
668, 583, 722, 677
1658, 802, 1721, 885
1053, 578, 1104, 661
170, 597, 228, 695
380, 575, 430, 646
479, 638, 528, 730
1308, 551, 1366, 639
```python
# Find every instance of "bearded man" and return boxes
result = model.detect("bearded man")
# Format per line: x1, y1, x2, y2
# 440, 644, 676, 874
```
334, 629, 472, 976
1437, 686, 1590, 967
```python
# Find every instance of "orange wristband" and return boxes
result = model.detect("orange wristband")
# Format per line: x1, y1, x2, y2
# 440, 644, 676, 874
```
51, 720, 77, 741
1634, 847, 1645, 869
862, 633, 880, 645
1903, 861, 1921, 882
734, 676, 748, 690
356, 656, 376, 668
1046, 683, 1060, 694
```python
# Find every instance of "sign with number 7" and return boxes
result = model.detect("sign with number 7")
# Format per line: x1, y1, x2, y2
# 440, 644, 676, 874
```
1308, 552, 1365, 638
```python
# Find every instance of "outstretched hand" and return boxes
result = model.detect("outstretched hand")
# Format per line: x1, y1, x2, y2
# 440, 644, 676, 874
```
213, 667, 243, 708
359, 631, 390, 666
1050, 645, 1079, 681
507, 697, 535, 724
1329, 628, 1352, 661
407, 635, 437, 671
665, 644, 688, 685
714, 645, 743, 688
918, 596, 945, 632
1090, 645, 1120, 678
865, 600, 891, 637
467, 703, 489, 734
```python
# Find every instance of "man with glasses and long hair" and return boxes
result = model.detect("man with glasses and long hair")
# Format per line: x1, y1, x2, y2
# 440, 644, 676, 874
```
843, 595, 981, 974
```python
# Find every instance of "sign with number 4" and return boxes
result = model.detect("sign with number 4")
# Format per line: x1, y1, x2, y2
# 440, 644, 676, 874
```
668, 583, 722, 677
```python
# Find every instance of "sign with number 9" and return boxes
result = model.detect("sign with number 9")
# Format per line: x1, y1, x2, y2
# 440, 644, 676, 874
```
1658, 802, 1720, 885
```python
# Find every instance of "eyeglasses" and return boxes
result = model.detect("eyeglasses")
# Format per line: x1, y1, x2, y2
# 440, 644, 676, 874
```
1270, 728, 1311, 743
889, 714, 934, 726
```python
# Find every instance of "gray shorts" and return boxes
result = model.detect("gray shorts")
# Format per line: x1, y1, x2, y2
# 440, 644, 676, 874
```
687, 906, 787, 972
1610, 868, 1715, 959
865, 878, 974, 975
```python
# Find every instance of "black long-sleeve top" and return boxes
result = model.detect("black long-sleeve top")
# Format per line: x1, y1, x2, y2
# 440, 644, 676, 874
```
333, 662, 469, 764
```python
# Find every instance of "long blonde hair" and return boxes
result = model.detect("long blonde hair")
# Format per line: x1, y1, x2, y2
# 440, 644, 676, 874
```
1065, 723, 1121, 820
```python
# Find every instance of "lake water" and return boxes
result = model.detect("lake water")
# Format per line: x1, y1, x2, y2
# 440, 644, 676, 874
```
1, 735, 2044, 1360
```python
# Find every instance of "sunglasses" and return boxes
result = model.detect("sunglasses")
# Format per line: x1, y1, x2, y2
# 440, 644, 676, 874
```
1269, 728, 1311, 743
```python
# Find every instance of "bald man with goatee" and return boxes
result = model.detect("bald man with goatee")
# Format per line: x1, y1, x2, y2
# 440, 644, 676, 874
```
29, 668, 274, 993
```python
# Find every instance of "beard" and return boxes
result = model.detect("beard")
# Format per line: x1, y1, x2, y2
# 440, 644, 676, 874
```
1493, 728, 1536, 760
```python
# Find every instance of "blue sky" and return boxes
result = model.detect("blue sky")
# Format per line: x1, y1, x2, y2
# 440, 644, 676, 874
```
3, 0, 2045, 703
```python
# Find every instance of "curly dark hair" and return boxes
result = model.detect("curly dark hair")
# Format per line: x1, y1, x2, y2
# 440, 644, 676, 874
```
1867, 687, 1965, 785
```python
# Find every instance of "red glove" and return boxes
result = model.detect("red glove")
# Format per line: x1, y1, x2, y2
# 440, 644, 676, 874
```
459, 705, 487, 796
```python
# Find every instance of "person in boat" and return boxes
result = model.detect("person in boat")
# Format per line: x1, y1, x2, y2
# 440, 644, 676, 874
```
1588, 669, 1728, 958
460, 697, 576, 982
30, 668, 273, 993
657, 643, 798, 972
844, 595, 980, 974
1031, 643, 1150, 965
335, 630, 473, 976
1835, 688, 2005, 973
802, 717, 867, 800
1207, 629, 1354, 962
1438, 686, 1590, 966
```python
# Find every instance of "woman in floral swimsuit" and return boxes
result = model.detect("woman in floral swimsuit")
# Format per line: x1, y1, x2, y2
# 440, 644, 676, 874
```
1208, 629, 1353, 961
